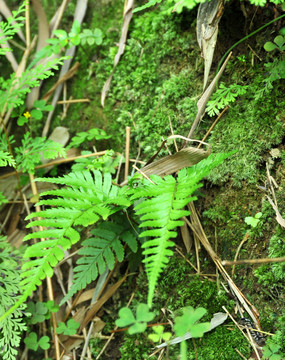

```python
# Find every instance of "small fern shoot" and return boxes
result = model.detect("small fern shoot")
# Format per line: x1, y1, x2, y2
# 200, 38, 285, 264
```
132, 152, 234, 307
61, 217, 137, 304
0, 170, 130, 321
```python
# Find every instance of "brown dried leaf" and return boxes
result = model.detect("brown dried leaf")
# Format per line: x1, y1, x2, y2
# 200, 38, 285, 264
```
197, 0, 224, 89
141, 146, 211, 177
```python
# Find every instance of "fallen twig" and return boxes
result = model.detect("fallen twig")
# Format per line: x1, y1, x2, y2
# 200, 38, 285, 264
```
222, 256, 285, 266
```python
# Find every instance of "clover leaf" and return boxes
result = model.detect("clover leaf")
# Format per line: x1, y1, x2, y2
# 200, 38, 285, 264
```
262, 342, 284, 360
174, 306, 210, 338
56, 319, 80, 336
24, 332, 50, 351
116, 303, 155, 335
148, 325, 172, 342
26, 301, 48, 324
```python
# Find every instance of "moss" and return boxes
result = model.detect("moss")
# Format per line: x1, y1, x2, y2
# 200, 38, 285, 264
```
187, 326, 250, 360
207, 64, 285, 187
64, 1, 203, 156
254, 227, 285, 289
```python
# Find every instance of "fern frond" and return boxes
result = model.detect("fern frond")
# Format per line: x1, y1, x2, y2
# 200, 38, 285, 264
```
15, 132, 66, 173
132, 152, 234, 307
60, 218, 137, 304
0, 171, 130, 321
0, 2, 25, 55
132, 175, 198, 308
0, 56, 67, 110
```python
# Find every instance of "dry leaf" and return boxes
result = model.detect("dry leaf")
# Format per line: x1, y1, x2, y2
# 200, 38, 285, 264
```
140, 146, 210, 177
197, 0, 224, 89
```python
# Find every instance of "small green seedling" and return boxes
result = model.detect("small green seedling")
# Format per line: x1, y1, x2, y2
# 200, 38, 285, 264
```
24, 332, 50, 351
262, 342, 284, 360
244, 212, 262, 228
115, 303, 155, 334
264, 35, 285, 52
56, 319, 80, 336
148, 325, 172, 343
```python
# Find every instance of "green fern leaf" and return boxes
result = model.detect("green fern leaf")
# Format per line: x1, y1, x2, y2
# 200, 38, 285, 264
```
132, 152, 234, 307
0, 170, 130, 321
60, 218, 137, 305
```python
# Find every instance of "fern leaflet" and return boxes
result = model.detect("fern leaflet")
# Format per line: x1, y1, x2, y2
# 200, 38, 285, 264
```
61, 218, 137, 304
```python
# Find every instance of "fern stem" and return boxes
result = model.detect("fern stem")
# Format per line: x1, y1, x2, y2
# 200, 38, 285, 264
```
28, 173, 61, 360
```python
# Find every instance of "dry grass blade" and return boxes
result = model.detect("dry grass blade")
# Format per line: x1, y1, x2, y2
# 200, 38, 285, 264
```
186, 51, 232, 141
222, 256, 285, 266
49, 0, 71, 34
266, 195, 285, 228
185, 203, 260, 327
29, 173, 61, 360
124, 126, 131, 181
101, 0, 135, 106
197, 106, 229, 148
222, 306, 261, 360
231, 231, 249, 277
188, 203, 201, 273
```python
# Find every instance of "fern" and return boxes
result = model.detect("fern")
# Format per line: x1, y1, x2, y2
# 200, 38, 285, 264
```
0, 171, 130, 321
0, 56, 67, 111
61, 217, 137, 304
0, 237, 27, 360
0, 2, 25, 55
131, 152, 234, 307
14, 132, 66, 173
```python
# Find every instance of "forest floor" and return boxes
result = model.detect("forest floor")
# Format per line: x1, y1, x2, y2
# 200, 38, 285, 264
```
1, 0, 285, 359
